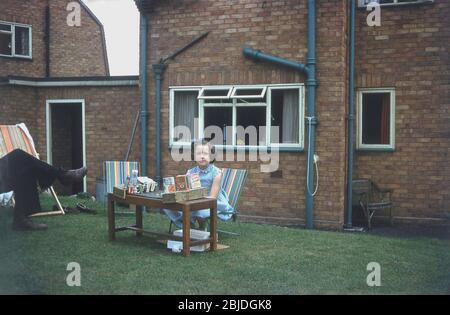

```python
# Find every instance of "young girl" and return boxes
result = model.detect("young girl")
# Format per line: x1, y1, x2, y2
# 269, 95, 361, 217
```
163, 138, 234, 230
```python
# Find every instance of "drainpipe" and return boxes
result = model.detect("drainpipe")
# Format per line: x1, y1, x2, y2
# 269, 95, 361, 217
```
345, 0, 357, 229
243, 0, 318, 229
304, 0, 318, 230
139, 14, 149, 176
152, 32, 208, 187
152, 63, 166, 186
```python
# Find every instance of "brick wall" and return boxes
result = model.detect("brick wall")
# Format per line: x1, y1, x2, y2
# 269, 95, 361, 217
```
0, 0, 47, 77
0, 0, 108, 77
1, 84, 139, 194
354, 0, 450, 222
32, 85, 141, 194
0, 85, 38, 136
49, 0, 109, 76
144, 0, 350, 229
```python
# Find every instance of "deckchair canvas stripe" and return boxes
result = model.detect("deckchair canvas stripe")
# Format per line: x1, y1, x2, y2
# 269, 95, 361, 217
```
0, 125, 35, 158
104, 161, 140, 194
1, 126, 14, 154
220, 168, 247, 210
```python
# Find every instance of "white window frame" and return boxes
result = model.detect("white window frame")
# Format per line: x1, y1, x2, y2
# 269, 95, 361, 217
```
357, 88, 396, 151
230, 85, 267, 99
170, 84, 305, 150
0, 21, 32, 59
169, 87, 201, 146
358, 0, 434, 8
268, 85, 304, 148
198, 86, 233, 100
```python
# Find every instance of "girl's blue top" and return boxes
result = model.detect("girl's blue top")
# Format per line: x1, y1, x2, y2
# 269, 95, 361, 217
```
187, 164, 234, 219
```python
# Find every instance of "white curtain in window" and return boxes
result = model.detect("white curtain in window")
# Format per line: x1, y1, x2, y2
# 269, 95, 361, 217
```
282, 89, 299, 143
174, 91, 197, 142
15, 26, 29, 56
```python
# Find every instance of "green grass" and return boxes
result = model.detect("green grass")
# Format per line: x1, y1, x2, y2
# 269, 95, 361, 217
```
0, 195, 449, 294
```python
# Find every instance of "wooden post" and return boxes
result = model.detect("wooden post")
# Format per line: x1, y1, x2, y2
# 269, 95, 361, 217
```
210, 199, 218, 252
135, 205, 143, 237
182, 204, 191, 257
107, 194, 115, 241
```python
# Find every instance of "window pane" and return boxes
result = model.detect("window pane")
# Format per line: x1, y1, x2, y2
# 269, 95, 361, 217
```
199, 88, 231, 99
173, 91, 198, 142
362, 93, 391, 145
0, 32, 12, 55
235, 97, 266, 104
271, 89, 299, 144
15, 26, 30, 56
231, 87, 267, 99
0, 24, 11, 31
234, 88, 264, 96
236, 107, 266, 146
204, 107, 232, 145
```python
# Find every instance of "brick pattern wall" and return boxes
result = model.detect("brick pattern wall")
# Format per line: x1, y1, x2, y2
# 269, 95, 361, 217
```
1, 84, 139, 195
0, 86, 38, 136
33, 86, 140, 194
49, 0, 108, 76
0, 0, 108, 78
145, 0, 350, 228
0, 0, 47, 77
354, 0, 450, 221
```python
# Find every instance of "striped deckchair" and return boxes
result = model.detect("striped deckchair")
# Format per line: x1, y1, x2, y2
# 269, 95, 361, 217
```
218, 168, 248, 236
0, 124, 64, 216
221, 168, 248, 215
103, 161, 140, 215
103, 161, 141, 195
168, 168, 248, 235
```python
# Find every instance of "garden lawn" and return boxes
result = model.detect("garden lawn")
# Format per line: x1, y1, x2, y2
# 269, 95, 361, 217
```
0, 195, 449, 294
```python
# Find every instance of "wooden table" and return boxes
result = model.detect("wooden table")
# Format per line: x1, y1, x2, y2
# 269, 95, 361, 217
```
107, 192, 217, 257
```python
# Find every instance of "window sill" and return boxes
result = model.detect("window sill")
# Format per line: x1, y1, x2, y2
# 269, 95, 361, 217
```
356, 147, 395, 152
357, 0, 434, 9
0, 55, 33, 61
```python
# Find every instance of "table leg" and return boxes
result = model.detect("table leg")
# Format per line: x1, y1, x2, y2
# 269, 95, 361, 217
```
182, 204, 191, 257
107, 196, 115, 241
135, 205, 143, 237
210, 200, 218, 252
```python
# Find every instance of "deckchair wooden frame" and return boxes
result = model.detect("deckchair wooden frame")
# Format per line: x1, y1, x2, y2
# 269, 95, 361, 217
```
0, 124, 65, 217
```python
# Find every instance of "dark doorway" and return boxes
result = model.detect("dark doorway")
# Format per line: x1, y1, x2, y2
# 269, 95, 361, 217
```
50, 103, 84, 195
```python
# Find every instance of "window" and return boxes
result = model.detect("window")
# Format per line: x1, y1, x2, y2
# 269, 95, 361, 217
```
358, 0, 434, 7
169, 84, 304, 149
0, 21, 32, 58
269, 87, 301, 146
198, 86, 232, 100
204, 107, 233, 146
170, 89, 200, 145
230, 86, 267, 99
357, 88, 395, 150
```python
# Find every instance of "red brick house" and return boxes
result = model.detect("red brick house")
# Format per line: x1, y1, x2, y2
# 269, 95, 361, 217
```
1, 0, 448, 230
0, 0, 140, 195
134, 0, 449, 229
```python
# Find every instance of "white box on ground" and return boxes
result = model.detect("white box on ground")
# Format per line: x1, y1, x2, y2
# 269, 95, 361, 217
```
167, 229, 213, 253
